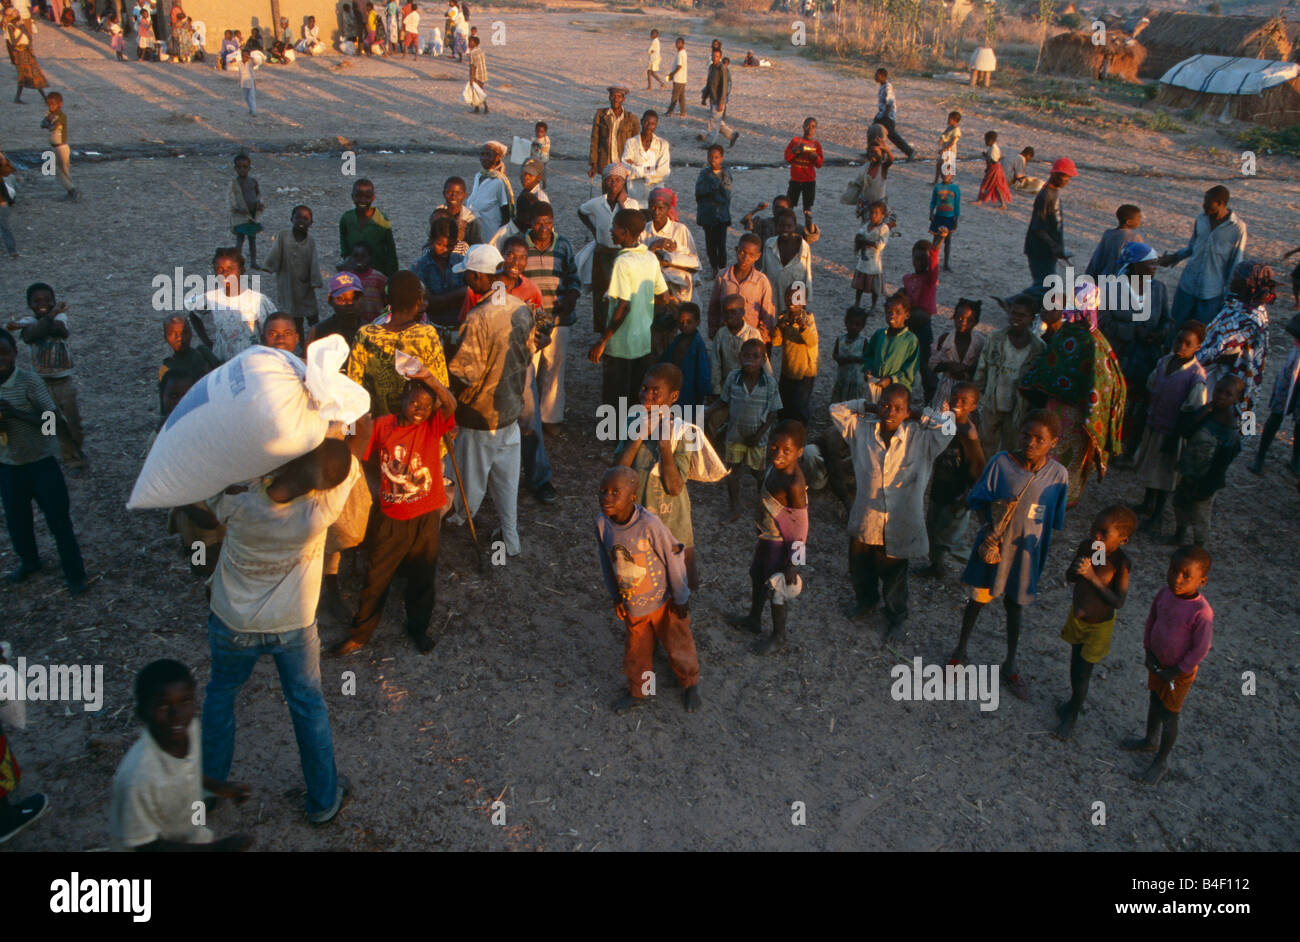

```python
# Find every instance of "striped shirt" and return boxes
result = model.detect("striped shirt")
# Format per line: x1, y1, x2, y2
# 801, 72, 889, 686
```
719, 368, 782, 445
0, 367, 58, 466
523, 231, 581, 325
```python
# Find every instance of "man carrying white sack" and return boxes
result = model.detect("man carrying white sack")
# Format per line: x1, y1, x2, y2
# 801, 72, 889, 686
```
444, 244, 534, 557
190, 420, 369, 826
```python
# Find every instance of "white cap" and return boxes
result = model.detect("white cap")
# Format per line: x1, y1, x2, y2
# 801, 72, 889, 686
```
452, 243, 504, 274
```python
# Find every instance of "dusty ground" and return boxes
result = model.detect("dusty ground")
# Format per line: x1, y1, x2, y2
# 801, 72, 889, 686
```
2, 7, 1298, 852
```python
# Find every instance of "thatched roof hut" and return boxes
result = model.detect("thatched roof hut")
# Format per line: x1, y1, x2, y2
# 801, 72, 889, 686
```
1156, 54, 1300, 128
1040, 29, 1146, 82
1137, 13, 1297, 78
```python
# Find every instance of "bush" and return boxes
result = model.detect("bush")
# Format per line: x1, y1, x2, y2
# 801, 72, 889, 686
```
1237, 125, 1300, 159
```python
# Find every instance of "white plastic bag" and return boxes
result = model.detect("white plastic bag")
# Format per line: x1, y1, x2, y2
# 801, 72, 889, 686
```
510, 136, 531, 164
461, 81, 486, 107
127, 337, 369, 509
644, 411, 729, 483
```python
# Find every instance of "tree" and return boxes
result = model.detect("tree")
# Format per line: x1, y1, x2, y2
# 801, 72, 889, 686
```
1034, 0, 1053, 73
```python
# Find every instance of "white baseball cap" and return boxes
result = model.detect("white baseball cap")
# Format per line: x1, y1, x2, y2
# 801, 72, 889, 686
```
452, 244, 504, 274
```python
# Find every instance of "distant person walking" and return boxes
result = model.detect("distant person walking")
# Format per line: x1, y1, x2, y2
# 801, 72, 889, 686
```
871, 68, 914, 161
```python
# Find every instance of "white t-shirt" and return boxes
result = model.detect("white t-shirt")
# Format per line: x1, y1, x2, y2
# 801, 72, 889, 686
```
465, 172, 510, 226
192, 21, 206, 45
672, 49, 687, 85
579, 195, 643, 248
110, 719, 215, 851
648, 37, 661, 71
187, 288, 275, 362
404, 11, 419, 32
855, 221, 891, 276
207, 457, 361, 633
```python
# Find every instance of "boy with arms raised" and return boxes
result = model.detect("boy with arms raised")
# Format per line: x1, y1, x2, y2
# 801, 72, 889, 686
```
9, 282, 86, 473
1055, 505, 1136, 740
831, 383, 952, 640
595, 466, 701, 714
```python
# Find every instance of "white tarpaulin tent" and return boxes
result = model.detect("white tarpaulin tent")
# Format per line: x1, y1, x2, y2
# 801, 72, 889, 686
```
1156, 54, 1300, 127
1159, 54, 1299, 95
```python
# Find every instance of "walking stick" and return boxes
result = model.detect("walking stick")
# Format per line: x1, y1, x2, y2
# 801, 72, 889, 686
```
443, 434, 483, 572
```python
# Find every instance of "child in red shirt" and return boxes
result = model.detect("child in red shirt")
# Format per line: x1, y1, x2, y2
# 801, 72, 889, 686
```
783, 117, 824, 217
333, 374, 457, 656
903, 234, 946, 402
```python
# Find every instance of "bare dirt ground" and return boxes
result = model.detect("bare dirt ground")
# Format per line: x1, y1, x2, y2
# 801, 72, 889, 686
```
2, 7, 1298, 852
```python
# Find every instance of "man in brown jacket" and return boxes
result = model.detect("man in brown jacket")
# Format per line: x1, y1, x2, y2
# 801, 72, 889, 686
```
588, 84, 640, 180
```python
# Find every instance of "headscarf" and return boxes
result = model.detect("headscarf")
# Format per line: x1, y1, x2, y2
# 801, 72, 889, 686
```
1063, 281, 1099, 330
484, 140, 508, 161
1116, 241, 1158, 274
602, 162, 630, 182
1231, 260, 1276, 308
648, 186, 679, 223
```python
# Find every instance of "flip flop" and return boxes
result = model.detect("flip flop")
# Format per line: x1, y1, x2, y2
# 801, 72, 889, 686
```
1003, 672, 1031, 701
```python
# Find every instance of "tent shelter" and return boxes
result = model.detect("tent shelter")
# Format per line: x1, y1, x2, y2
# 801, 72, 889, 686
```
1155, 54, 1300, 128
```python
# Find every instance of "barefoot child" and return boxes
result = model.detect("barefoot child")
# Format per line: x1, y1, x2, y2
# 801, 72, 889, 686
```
707, 338, 782, 520
1055, 505, 1136, 739
110, 659, 253, 851
949, 410, 1069, 701
1122, 545, 1213, 785
975, 130, 1010, 209
0, 329, 88, 593
831, 384, 954, 639
903, 236, 945, 399
8, 282, 86, 473
928, 180, 959, 272
729, 419, 808, 653
229, 154, 264, 268
973, 294, 1045, 454
862, 291, 919, 403
852, 201, 893, 311
261, 205, 322, 334
918, 381, 983, 579
1132, 322, 1206, 534
615, 363, 699, 589
1170, 374, 1244, 546
333, 374, 457, 656
831, 306, 868, 402
933, 110, 961, 184
595, 466, 701, 714
40, 92, 77, 202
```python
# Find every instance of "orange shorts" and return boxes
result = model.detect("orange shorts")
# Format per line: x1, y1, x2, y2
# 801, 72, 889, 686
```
1147, 666, 1197, 713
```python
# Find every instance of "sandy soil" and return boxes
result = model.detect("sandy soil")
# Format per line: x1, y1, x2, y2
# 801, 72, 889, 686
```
2, 8, 1298, 852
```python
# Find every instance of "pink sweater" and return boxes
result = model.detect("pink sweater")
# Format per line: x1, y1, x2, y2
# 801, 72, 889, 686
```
1143, 586, 1213, 675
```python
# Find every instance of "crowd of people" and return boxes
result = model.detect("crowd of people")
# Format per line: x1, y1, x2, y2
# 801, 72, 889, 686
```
3, 16, 1299, 850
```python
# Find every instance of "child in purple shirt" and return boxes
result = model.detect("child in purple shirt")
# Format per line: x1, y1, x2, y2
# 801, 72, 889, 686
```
1122, 545, 1214, 786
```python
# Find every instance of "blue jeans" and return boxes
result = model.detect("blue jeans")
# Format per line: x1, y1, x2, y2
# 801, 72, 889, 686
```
519, 359, 551, 489
201, 613, 338, 815
243, 86, 257, 115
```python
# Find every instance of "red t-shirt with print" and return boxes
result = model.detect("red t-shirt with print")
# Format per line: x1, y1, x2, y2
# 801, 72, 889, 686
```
365, 410, 456, 519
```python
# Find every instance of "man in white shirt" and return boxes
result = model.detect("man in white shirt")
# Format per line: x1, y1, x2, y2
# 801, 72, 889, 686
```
665, 36, 687, 117
200, 433, 367, 825
621, 109, 671, 204
111, 659, 253, 851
